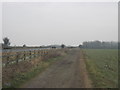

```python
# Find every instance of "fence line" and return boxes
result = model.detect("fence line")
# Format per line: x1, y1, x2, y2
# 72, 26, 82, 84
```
2, 48, 59, 67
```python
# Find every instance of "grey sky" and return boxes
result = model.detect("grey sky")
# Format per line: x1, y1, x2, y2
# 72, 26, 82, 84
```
2, 2, 118, 46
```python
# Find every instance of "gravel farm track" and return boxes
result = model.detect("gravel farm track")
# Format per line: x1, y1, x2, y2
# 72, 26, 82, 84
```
21, 48, 92, 88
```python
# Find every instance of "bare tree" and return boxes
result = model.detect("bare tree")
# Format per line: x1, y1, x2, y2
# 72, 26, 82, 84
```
3, 37, 10, 47
61, 44, 65, 48
79, 44, 82, 48
23, 44, 26, 47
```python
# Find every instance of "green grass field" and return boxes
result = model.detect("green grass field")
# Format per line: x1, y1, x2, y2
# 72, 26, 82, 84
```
83, 49, 118, 88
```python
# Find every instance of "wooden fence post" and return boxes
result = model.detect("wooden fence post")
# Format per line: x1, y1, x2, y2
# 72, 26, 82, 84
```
29, 51, 31, 59
41, 51, 42, 56
6, 56, 9, 67
44, 50, 46, 58
24, 51, 26, 60
38, 50, 40, 57
34, 50, 36, 58
42, 50, 44, 57
38, 50, 40, 55
16, 52, 19, 64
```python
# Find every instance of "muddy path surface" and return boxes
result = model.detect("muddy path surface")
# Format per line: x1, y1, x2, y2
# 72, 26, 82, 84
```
21, 49, 91, 88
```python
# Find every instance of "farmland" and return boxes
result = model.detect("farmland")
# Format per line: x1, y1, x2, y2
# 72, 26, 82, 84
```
2, 48, 119, 88
2, 48, 92, 88
83, 49, 118, 88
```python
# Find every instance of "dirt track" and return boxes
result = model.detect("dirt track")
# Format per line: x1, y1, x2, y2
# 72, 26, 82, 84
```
21, 49, 91, 88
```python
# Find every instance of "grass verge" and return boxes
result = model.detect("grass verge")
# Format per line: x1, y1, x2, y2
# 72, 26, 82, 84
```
83, 49, 118, 88
3, 56, 64, 88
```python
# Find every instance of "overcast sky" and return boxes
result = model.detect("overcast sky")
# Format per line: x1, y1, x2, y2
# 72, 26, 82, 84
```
2, 2, 118, 46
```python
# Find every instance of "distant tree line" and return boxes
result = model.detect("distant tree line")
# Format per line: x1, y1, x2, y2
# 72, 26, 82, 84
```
2, 37, 119, 49
81, 40, 119, 49
1, 37, 67, 49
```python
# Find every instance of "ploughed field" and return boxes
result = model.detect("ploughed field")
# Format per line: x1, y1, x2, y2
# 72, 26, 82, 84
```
83, 49, 118, 88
